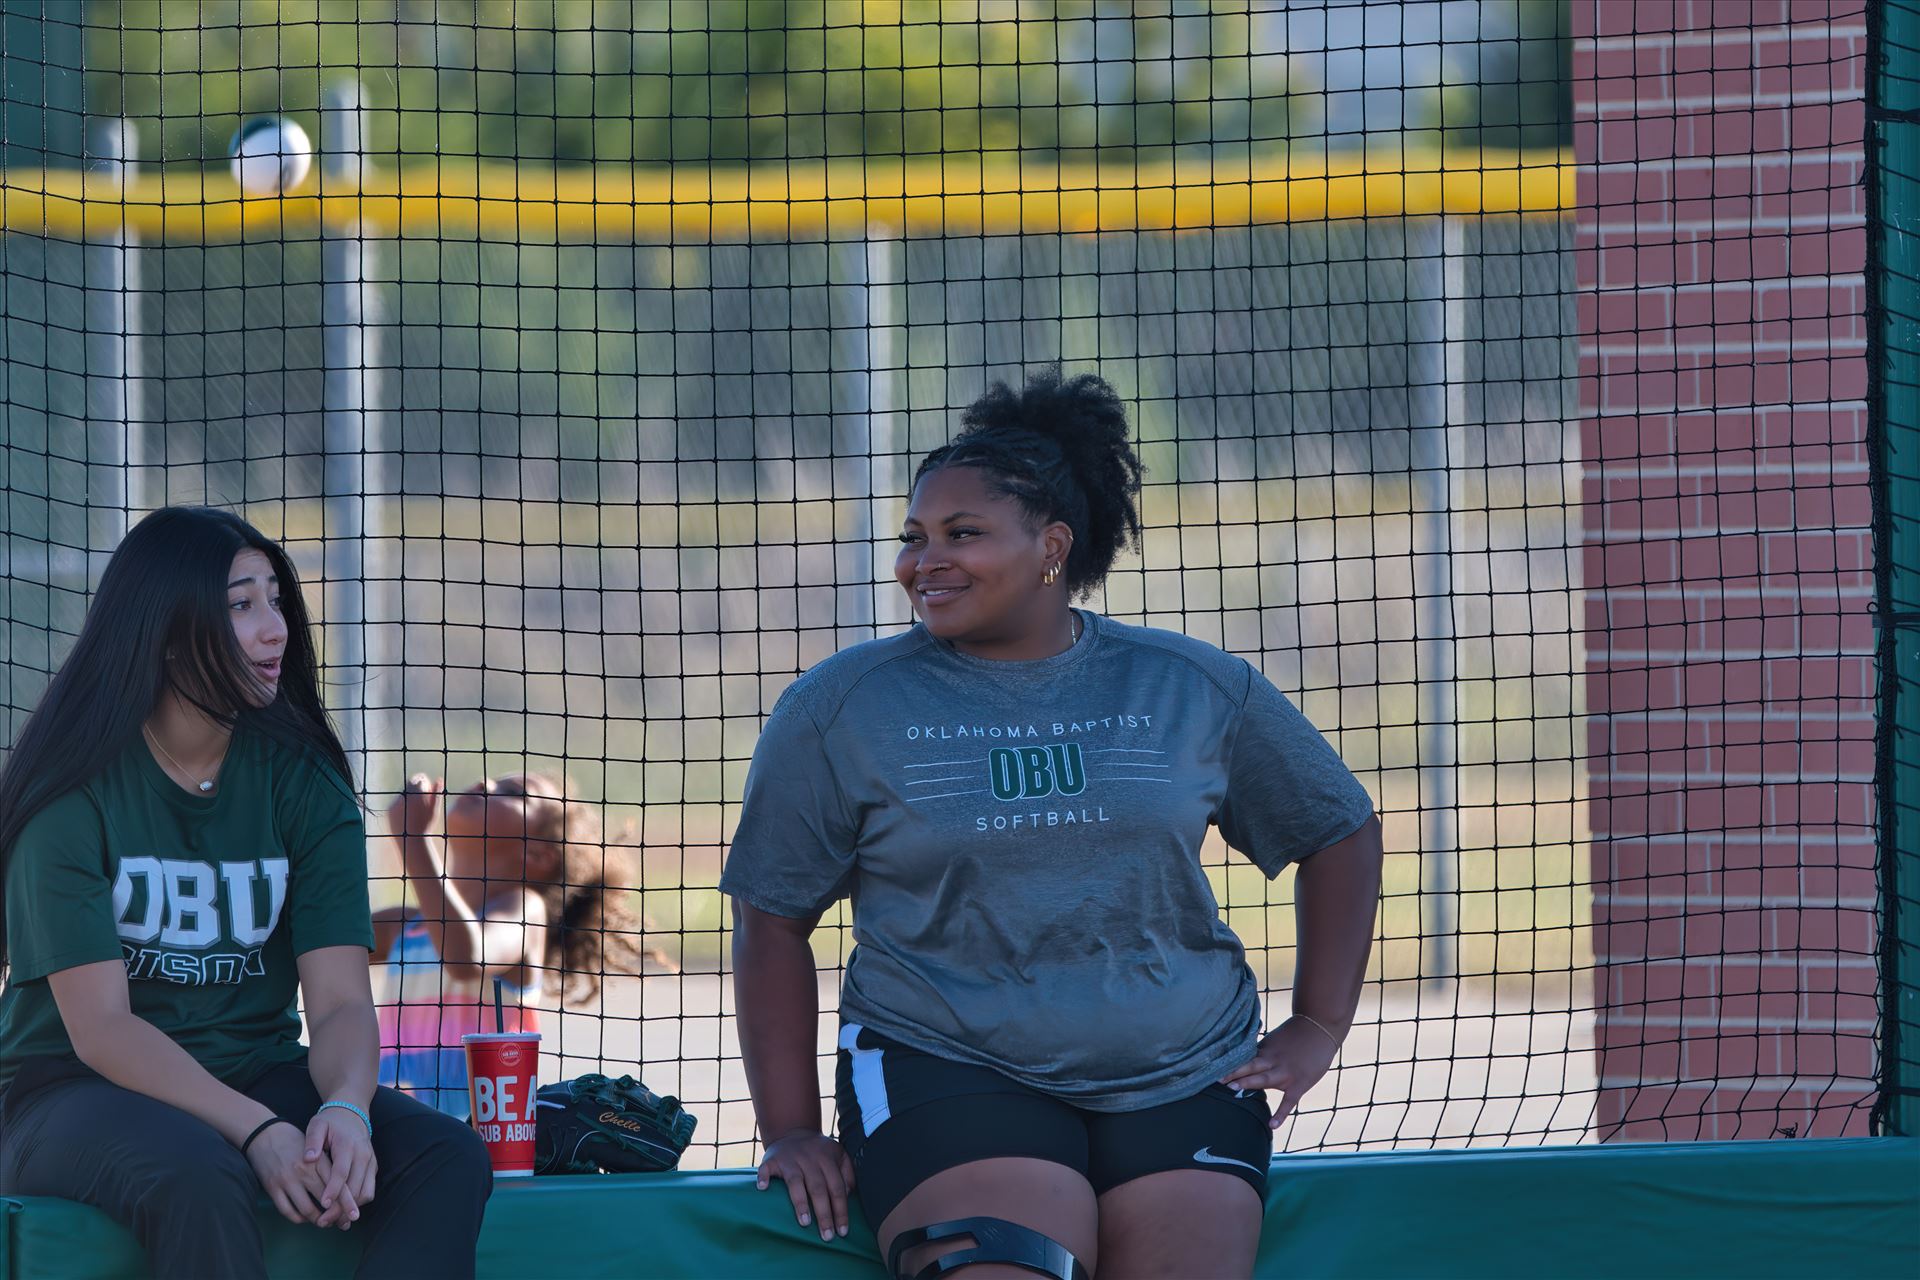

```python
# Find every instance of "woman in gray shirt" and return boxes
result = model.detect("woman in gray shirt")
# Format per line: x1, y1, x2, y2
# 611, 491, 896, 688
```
725, 366, 1383, 1280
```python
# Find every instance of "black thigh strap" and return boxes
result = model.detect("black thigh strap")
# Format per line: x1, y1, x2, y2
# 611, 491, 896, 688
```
887, 1216, 1090, 1280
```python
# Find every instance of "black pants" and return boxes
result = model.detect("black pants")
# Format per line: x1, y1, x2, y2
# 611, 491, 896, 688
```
0, 1057, 493, 1280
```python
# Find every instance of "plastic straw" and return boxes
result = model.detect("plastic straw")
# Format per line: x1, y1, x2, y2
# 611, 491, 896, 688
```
493, 976, 505, 1034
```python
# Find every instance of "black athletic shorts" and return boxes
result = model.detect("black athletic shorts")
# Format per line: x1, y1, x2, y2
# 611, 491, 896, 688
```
833, 1023, 1273, 1231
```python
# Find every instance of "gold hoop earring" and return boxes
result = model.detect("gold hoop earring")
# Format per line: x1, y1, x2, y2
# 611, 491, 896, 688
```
1043, 564, 1060, 586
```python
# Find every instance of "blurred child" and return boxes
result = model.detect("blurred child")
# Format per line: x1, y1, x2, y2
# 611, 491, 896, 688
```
374, 772, 662, 1117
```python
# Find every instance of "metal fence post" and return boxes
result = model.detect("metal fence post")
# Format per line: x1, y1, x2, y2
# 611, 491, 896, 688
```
321, 80, 394, 794
85, 117, 151, 546
1410, 213, 1464, 986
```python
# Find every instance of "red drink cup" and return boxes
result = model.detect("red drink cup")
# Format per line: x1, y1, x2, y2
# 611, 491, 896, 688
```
462, 1031, 541, 1177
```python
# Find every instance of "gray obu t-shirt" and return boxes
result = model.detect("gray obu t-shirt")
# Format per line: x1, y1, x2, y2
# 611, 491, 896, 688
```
720, 610, 1375, 1112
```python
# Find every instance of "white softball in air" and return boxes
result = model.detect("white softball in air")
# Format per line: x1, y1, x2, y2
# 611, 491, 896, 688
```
228, 117, 313, 195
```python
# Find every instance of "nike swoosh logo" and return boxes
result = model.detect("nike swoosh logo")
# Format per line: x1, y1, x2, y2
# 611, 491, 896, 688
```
1192, 1147, 1264, 1175
535, 1099, 568, 1110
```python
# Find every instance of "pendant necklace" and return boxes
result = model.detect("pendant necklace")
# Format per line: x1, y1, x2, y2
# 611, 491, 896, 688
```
144, 725, 220, 793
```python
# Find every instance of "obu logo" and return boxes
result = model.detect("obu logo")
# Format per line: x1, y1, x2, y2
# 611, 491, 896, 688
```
988, 743, 1086, 801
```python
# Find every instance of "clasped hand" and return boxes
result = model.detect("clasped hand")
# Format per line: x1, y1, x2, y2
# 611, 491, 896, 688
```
245, 1109, 379, 1231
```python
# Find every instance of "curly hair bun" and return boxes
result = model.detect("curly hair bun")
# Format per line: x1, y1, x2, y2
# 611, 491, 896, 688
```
918, 364, 1145, 597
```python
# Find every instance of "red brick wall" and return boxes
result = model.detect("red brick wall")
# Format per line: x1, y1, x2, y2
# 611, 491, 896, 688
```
1573, 0, 1877, 1140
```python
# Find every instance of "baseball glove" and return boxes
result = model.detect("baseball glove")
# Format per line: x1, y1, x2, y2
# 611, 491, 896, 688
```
533, 1073, 698, 1175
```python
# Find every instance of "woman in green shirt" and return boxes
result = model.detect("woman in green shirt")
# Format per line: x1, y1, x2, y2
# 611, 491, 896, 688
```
0, 507, 491, 1279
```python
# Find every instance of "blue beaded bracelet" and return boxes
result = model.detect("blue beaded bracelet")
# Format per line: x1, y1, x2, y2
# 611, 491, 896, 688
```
318, 1099, 373, 1137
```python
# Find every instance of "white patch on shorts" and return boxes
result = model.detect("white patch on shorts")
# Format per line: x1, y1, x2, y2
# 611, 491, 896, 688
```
839, 1023, 893, 1137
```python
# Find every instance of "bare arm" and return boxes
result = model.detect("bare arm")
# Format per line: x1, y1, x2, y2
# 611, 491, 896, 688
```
298, 944, 381, 1226
48, 960, 332, 1224
1222, 815, 1384, 1123
1290, 815, 1385, 1037
732, 898, 852, 1241
396, 836, 543, 984
371, 906, 408, 960
390, 827, 487, 971
732, 900, 827, 1141
50, 960, 275, 1144
300, 945, 378, 1115
387, 780, 542, 984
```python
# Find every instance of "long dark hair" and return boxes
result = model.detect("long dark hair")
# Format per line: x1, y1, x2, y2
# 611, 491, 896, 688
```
915, 364, 1145, 598
0, 507, 351, 956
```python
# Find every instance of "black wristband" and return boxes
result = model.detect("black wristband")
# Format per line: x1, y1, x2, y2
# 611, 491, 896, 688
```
240, 1115, 295, 1158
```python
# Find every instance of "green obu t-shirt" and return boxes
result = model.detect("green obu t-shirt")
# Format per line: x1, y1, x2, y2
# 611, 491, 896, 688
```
0, 728, 374, 1091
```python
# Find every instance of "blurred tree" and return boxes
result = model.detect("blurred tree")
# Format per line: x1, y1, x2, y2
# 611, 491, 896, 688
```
3, 0, 85, 171
75, 0, 1567, 169
78, 0, 1322, 168
1434, 0, 1572, 151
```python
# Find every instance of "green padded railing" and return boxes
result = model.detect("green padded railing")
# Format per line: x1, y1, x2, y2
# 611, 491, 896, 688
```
4, 1141, 1915, 1280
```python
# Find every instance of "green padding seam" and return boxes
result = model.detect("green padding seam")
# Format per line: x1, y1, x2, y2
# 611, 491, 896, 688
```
2, 1140, 1915, 1279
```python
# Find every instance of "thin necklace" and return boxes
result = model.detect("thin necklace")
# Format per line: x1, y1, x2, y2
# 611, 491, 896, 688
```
144, 725, 221, 794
